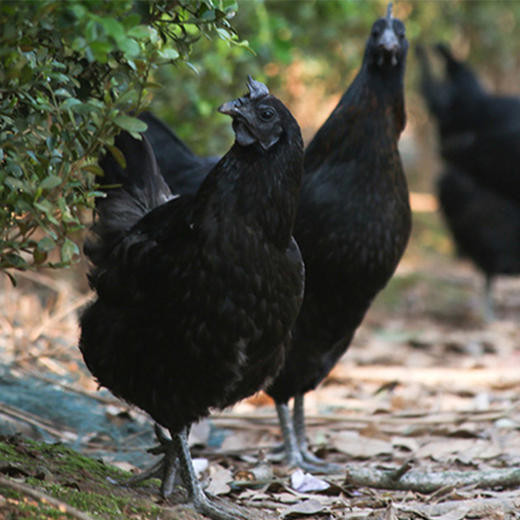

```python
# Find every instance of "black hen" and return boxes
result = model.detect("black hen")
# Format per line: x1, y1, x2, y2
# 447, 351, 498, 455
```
144, 4, 411, 472
417, 45, 520, 318
79, 77, 304, 520
437, 167, 520, 318
417, 43, 520, 203
266, 3, 411, 470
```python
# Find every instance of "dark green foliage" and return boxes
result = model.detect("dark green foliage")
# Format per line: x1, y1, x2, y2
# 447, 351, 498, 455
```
0, 0, 239, 272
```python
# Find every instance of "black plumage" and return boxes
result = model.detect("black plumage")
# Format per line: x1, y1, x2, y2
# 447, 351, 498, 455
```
266, 4, 411, 469
417, 45, 520, 318
438, 167, 520, 296
417, 43, 520, 204
144, 4, 411, 472
79, 77, 304, 519
140, 111, 216, 196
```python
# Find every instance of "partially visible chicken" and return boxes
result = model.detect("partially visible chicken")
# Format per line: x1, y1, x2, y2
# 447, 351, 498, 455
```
417, 45, 520, 319
79, 77, 304, 520
437, 167, 520, 319
417, 43, 520, 204
266, 3, 411, 471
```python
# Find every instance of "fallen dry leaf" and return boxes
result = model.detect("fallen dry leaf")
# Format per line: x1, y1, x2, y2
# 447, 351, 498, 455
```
330, 431, 393, 458
416, 439, 501, 462
290, 469, 329, 493
205, 464, 233, 496
428, 505, 471, 520
281, 498, 331, 518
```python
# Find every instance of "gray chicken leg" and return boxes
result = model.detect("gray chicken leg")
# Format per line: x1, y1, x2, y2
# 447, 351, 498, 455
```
276, 402, 338, 473
172, 428, 246, 520
292, 394, 342, 472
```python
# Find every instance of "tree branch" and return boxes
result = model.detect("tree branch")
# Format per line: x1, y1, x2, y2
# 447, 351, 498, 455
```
401, 495, 520, 517
345, 464, 520, 493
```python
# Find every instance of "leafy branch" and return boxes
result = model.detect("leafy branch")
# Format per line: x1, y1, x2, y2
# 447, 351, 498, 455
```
0, 0, 243, 273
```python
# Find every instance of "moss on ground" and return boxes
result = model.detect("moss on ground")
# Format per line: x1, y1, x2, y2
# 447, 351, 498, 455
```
0, 436, 202, 520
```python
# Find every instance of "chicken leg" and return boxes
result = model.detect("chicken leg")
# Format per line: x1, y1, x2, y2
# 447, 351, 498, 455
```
292, 394, 342, 473
276, 401, 340, 473
172, 428, 247, 520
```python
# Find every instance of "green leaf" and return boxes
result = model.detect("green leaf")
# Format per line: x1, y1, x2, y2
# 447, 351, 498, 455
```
61, 237, 79, 263
121, 13, 141, 30
39, 175, 62, 190
216, 27, 233, 40
33, 248, 48, 264
143, 81, 162, 90
118, 37, 140, 58
113, 115, 147, 133
201, 10, 216, 21
54, 88, 71, 98
83, 164, 105, 176
4, 177, 25, 192
38, 236, 56, 252
101, 17, 125, 42
127, 25, 150, 40
4, 270, 18, 287
158, 48, 180, 61
89, 41, 113, 63
61, 98, 82, 110
106, 145, 127, 169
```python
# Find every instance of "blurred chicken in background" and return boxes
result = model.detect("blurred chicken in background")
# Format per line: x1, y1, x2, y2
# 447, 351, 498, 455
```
417, 44, 520, 319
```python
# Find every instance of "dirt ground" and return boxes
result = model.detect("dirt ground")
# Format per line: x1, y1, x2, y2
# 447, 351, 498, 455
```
1, 209, 520, 520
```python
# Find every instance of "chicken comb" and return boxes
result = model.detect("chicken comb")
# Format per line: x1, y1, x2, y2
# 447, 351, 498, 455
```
386, 2, 393, 21
247, 75, 269, 99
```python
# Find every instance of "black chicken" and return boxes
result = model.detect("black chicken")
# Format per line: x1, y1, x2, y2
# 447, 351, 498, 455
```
266, 3, 411, 470
417, 43, 520, 204
79, 77, 304, 520
437, 167, 520, 319
417, 45, 520, 318
142, 4, 411, 472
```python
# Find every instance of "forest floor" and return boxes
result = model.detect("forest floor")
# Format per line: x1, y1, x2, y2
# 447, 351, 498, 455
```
1, 210, 520, 520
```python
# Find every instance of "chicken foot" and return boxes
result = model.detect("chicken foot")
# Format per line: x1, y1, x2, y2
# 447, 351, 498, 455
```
276, 400, 341, 474
172, 428, 247, 520
293, 394, 343, 473
125, 423, 182, 496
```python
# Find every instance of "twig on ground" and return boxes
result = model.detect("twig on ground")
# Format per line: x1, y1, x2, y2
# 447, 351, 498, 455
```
386, 458, 414, 481
331, 365, 520, 389
345, 464, 520, 493
401, 495, 520, 517
29, 293, 92, 342
211, 407, 510, 427
0, 475, 95, 520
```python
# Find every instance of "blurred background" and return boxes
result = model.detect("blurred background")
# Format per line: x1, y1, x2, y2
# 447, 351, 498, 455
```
1, 0, 520, 485
148, 0, 520, 174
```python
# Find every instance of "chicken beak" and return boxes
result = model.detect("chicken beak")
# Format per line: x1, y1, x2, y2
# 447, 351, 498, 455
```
378, 27, 400, 66
218, 99, 242, 117
379, 27, 399, 54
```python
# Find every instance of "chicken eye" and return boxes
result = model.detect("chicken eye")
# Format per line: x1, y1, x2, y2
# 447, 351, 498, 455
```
259, 108, 275, 121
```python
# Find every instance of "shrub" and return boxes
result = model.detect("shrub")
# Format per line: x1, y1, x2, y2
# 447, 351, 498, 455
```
0, 0, 240, 274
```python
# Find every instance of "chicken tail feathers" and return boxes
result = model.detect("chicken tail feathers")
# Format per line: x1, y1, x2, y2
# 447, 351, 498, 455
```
140, 111, 200, 174
84, 131, 173, 266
